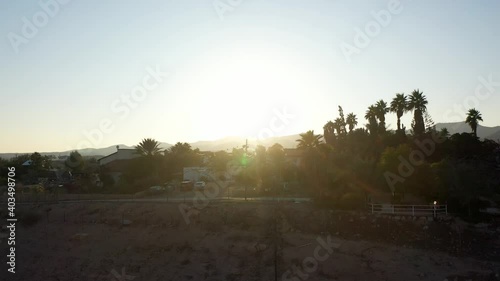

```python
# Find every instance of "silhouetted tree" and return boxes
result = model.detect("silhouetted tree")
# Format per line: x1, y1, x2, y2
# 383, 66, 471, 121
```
323, 121, 335, 145
135, 138, 162, 157
390, 93, 408, 133
296, 130, 322, 149
408, 89, 428, 136
365, 105, 378, 136
465, 108, 483, 138
375, 99, 389, 133
65, 151, 85, 172
346, 113, 358, 132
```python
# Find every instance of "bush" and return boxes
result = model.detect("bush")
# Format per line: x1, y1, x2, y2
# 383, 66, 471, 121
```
99, 173, 114, 187
335, 192, 365, 210
313, 195, 335, 209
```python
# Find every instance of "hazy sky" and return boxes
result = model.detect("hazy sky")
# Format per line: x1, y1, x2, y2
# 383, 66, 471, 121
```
1, 0, 499, 153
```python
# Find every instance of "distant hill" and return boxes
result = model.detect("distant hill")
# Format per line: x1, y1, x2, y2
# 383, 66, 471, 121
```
0, 134, 298, 159
190, 135, 301, 152
5, 123, 496, 160
0, 143, 172, 160
435, 122, 500, 140
0, 135, 303, 160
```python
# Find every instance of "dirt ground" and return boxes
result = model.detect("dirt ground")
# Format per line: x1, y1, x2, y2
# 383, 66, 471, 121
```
1, 201, 499, 281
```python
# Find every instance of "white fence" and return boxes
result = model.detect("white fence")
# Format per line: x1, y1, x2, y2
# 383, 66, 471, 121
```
368, 204, 447, 216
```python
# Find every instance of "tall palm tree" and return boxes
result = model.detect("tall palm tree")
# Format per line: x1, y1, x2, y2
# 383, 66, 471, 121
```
390, 93, 408, 132
408, 89, 428, 135
135, 138, 162, 157
296, 130, 323, 150
337, 106, 347, 135
465, 108, 483, 138
375, 99, 389, 132
333, 118, 344, 135
365, 105, 378, 136
346, 113, 358, 132
323, 121, 335, 145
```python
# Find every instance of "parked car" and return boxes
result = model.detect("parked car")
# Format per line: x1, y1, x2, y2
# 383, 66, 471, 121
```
149, 185, 165, 194
194, 181, 206, 190
181, 180, 194, 191
163, 183, 175, 192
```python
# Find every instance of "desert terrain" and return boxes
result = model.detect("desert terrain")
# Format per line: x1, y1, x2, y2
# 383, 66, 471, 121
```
1, 201, 500, 281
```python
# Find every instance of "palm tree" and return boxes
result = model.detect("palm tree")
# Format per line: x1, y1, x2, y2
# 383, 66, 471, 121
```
323, 121, 335, 145
365, 105, 378, 136
296, 130, 323, 150
296, 131, 324, 196
346, 113, 358, 132
408, 89, 428, 135
465, 108, 483, 138
333, 118, 344, 135
134, 138, 162, 179
135, 138, 162, 157
337, 106, 347, 135
390, 93, 408, 132
375, 99, 389, 132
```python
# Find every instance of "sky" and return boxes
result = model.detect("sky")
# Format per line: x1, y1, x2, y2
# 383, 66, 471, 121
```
1, 0, 499, 153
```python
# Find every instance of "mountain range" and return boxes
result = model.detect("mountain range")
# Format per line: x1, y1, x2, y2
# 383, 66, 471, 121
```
435, 122, 500, 141
1, 122, 499, 160
0, 136, 302, 160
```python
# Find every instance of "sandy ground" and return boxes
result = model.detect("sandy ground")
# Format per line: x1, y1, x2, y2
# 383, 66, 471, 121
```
1, 202, 499, 281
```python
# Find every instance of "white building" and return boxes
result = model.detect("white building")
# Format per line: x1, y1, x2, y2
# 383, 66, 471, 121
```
98, 148, 139, 166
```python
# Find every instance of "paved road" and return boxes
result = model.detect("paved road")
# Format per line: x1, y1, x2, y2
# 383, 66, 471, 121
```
9, 181, 311, 205
15, 196, 311, 205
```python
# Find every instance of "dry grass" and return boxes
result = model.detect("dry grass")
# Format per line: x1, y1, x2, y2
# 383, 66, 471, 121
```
2, 202, 498, 281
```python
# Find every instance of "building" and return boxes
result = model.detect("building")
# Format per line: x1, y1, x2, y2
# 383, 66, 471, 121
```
98, 146, 140, 184
98, 146, 139, 166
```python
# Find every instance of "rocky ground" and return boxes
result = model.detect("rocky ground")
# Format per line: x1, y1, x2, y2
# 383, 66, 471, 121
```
1, 201, 499, 281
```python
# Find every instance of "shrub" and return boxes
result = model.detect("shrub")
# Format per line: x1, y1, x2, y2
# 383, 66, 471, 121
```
336, 192, 365, 210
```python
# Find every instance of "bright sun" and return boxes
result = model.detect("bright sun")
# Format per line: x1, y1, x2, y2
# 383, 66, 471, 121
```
170, 48, 319, 141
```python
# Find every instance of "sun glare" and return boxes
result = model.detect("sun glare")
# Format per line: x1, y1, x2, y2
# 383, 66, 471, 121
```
175, 48, 317, 140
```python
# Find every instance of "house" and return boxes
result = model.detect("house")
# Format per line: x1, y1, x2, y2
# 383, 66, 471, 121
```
284, 148, 303, 167
98, 146, 139, 166
98, 146, 140, 184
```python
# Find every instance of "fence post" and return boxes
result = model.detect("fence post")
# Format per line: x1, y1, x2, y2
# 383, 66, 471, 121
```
371, 204, 374, 214
412, 206, 415, 216
445, 205, 448, 216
